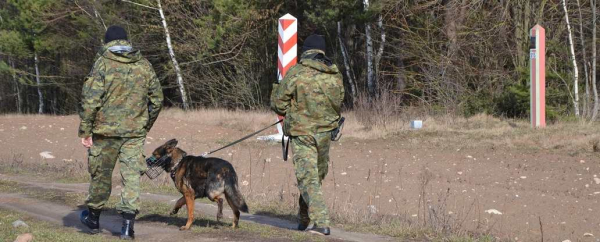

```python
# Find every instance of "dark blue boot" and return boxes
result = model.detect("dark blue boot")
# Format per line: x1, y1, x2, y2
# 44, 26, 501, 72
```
120, 213, 135, 240
80, 208, 101, 234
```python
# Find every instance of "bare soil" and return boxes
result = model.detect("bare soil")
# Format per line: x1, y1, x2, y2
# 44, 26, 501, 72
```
1, 114, 600, 241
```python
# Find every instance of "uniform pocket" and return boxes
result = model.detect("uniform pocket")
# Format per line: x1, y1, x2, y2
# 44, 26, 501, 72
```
138, 154, 148, 175
120, 137, 147, 175
88, 146, 102, 176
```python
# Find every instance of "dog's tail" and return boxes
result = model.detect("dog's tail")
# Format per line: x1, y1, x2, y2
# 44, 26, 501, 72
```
224, 173, 249, 213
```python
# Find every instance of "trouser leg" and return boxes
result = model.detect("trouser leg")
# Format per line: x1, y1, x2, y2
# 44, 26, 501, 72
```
86, 135, 121, 210
116, 137, 146, 215
298, 194, 310, 224
292, 135, 330, 227
315, 132, 331, 183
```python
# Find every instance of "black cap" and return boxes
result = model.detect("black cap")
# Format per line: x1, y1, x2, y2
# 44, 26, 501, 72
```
104, 25, 128, 43
302, 34, 326, 53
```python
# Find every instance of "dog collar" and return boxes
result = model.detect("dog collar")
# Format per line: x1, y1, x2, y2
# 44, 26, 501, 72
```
169, 157, 184, 180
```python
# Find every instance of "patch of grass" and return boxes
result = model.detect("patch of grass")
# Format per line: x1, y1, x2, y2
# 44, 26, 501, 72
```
0, 179, 21, 193
249, 199, 297, 222
246, 197, 497, 241
0, 162, 88, 184
162, 108, 275, 133
139, 177, 181, 196
137, 199, 321, 241
0, 180, 326, 241
335, 221, 434, 239
0, 180, 85, 207
443, 235, 497, 242
0, 208, 119, 242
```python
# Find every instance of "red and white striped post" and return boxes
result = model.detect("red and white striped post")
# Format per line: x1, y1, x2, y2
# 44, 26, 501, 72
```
259, 13, 297, 141
530, 25, 546, 128
275, 14, 298, 136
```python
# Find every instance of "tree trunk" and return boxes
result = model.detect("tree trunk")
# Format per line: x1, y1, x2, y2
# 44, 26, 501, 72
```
576, 0, 590, 118
592, 0, 599, 121
157, 0, 189, 110
535, 0, 548, 24
10, 58, 21, 113
443, 0, 468, 103
396, 55, 406, 98
34, 51, 43, 114
562, 0, 580, 117
337, 21, 357, 101
512, 0, 531, 69
375, 14, 386, 90
364, 0, 376, 97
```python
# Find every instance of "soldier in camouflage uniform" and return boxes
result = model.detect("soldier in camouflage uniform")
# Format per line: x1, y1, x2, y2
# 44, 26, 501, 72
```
78, 25, 163, 240
271, 34, 344, 236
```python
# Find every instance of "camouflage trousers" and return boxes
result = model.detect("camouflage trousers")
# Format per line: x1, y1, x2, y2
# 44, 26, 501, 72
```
291, 131, 331, 227
86, 134, 147, 214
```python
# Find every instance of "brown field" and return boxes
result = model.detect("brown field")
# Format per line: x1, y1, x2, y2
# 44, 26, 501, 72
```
1, 109, 600, 241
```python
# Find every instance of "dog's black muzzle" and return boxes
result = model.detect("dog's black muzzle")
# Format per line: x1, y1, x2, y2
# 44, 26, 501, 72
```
145, 155, 171, 179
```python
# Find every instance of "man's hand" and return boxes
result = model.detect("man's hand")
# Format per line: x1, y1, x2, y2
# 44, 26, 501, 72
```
81, 137, 93, 148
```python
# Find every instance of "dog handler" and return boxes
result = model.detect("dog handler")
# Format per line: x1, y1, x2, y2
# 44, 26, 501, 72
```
271, 34, 344, 236
78, 25, 163, 240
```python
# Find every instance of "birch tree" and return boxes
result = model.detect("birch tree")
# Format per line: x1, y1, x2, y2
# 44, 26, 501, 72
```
122, 0, 189, 110
561, 0, 580, 117
374, 14, 386, 89
363, 0, 376, 98
34, 51, 43, 114
157, 0, 189, 110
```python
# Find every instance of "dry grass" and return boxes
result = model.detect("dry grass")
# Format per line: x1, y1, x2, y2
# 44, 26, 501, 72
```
161, 108, 276, 133
0, 208, 120, 242
162, 107, 600, 153
2, 108, 599, 241
408, 113, 600, 152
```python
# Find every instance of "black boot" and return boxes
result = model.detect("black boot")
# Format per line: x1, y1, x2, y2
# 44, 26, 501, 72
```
120, 213, 136, 240
308, 225, 330, 236
297, 220, 310, 231
80, 208, 101, 234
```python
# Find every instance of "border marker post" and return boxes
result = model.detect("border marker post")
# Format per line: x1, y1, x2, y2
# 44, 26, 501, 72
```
258, 14, 297, 141
530, 25, 546, 128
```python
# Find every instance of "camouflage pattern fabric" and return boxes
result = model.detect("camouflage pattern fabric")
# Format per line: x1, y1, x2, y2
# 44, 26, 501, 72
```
271, 49, 344, 227
292, 132, 331, 227
86, 135, 147, 214
78, 39, 164, 138
270, 49, 344, 136
80, 39, 163, 215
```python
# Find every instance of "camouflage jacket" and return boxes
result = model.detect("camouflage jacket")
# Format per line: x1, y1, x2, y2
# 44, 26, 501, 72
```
270, 50, 344, 136
78, 40, 164, 138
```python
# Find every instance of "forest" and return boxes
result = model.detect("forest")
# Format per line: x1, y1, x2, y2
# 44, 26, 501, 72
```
0, 0, 597, 122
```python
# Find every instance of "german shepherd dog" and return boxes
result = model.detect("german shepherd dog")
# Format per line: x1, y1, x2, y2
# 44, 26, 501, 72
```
149, 139, 249, 230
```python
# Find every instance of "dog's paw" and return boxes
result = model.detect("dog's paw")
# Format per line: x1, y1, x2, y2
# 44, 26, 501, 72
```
216, 213, 223, 221
179, 226, 189, 231
169, 210, 178, 216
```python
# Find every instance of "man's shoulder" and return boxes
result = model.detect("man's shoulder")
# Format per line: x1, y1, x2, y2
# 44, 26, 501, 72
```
288, 64, 318, 80
135, 57, 155, 72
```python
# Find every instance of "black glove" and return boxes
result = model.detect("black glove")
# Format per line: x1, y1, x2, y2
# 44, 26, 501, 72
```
331, 117, 345, 141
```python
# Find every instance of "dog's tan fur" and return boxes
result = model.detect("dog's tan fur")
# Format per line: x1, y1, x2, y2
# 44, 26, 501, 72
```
149, 139, 248, 230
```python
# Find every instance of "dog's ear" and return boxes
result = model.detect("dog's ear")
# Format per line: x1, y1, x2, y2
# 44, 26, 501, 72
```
165, 139, 178, 148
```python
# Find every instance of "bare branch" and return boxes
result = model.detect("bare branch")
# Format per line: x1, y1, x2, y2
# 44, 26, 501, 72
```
121, 0, 159, 10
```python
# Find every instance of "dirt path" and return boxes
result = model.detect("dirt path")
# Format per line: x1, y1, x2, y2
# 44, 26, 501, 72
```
5, 115, 600, 240
0, 173, 394, 242
0, 193, 217, 241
